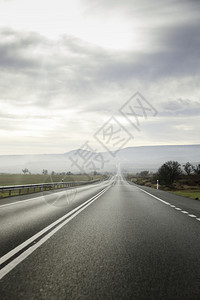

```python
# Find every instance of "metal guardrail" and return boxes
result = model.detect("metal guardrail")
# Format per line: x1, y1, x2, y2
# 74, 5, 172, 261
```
0, 179, 101, 198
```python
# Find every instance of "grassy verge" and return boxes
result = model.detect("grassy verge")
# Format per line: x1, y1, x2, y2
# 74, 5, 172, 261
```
171, 190, 200, 200
126, 174, 200, 200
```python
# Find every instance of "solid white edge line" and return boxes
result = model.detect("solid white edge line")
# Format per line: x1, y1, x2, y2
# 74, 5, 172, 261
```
130, 183, 200, 222
133, 185, 170, 206
0, 185, 111, 266
0, 184, 111, 280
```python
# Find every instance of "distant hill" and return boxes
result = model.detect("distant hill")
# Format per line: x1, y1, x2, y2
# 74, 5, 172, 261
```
0, 145, 199, 174
117, 145, 200, 172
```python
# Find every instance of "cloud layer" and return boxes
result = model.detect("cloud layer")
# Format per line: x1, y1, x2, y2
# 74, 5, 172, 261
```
0, 0, 200, 154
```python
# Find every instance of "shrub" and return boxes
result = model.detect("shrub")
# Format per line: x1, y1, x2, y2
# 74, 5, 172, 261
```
157, 161, 182, 186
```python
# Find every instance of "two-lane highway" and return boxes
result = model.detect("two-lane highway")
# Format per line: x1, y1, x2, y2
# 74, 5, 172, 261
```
1, 176, 200, 299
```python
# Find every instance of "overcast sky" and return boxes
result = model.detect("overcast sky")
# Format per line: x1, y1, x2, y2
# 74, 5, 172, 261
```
0, 0, 200, 155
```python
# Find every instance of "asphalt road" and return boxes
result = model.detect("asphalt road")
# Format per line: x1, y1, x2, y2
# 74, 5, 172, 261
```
1, 176, 200, 299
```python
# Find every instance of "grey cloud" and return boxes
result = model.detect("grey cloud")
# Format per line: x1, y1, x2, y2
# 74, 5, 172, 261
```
82, 0, 200, 15
153, 21, 200, 76
0, 1, 200, 155
161, 98, 200, 116
1, 18, 199, 92
0, 112, 53, 120
0, 11, 199, 114
95, 20, 200, 83
78, 0, 200, 83
0, 28, 46, 70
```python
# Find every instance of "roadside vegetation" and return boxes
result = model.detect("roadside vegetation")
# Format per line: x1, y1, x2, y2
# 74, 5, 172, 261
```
0, 172, 108, 199
126, 161, 200, 200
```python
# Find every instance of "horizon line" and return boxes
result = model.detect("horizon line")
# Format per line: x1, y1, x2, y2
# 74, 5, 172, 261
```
1, 143, 200, 156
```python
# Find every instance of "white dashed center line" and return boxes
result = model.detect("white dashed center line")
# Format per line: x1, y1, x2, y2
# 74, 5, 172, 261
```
188, 214, 197, 218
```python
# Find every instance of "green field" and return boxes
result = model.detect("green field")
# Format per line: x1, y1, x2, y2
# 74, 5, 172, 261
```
0, 174, 105, 186
171, 190, 200, 200
0, 174, 107, 198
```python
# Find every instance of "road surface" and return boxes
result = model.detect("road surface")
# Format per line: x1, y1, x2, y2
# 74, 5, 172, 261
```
1, 176, 200, 299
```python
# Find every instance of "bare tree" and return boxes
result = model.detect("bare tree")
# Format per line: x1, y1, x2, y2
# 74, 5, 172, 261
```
192, 164, 200, 175
42, 169, 48, 175
22, 168, 29, 174
183, 162, 193, 175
